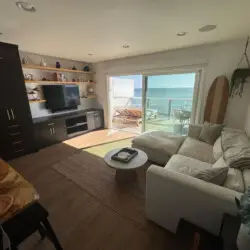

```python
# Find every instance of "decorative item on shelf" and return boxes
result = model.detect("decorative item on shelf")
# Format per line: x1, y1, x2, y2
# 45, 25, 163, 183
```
24, 73, 34, 81
72, 77, 76, 82
56, 61, 61, 68
40, 57, 47, 67
87, 85, 95, 95
42, 77, 50, 81
83, 65, 90, 72
21, 56, 32, 65
72, 65, 77, 70
26, 86, 40, 100
55, 73, 67, 82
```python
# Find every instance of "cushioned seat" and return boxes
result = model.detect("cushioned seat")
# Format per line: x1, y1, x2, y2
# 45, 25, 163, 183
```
132, 131, 185, 165
164, 154, 212, 175
177, 137, 215, 164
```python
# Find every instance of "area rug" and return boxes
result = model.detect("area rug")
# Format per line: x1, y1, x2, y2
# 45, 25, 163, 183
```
83, 138, 132, 158
63, 129, 136, 149
52, 149, 148, 227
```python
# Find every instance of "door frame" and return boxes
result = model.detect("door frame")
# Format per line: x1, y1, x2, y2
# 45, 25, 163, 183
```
107, 74, 144, 132
106, 65, 206, 132
141, 68, 204, 132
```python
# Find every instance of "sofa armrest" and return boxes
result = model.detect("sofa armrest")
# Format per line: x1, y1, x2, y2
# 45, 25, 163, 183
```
146, 165, 241, 234
188, 124, 204, 139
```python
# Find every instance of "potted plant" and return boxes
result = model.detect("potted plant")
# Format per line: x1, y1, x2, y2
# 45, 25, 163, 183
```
235, 187, 250, 249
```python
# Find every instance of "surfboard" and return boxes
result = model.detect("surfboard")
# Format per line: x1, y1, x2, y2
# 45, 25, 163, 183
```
203, 76, 229, 124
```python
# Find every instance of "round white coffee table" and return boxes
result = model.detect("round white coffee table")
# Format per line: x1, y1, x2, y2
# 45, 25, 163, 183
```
104, 148, 148, 183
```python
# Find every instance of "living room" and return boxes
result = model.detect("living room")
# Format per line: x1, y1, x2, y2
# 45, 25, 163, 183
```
1, 1, 250, 250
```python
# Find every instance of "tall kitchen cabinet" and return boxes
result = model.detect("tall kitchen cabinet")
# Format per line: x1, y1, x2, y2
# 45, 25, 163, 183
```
0, 42, 35, 160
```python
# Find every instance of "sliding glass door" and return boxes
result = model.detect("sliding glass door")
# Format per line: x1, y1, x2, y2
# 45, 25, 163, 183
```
143, 73, 197, 135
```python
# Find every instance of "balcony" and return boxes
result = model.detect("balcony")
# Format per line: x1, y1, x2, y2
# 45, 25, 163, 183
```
111, 97, 192, 134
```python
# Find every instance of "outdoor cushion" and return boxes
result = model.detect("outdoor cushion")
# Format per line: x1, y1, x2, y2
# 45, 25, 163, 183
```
178, 137, 215, 164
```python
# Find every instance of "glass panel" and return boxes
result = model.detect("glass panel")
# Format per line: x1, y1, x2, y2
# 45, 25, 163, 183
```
144, 73, 196, 135
110, 75, 142, 133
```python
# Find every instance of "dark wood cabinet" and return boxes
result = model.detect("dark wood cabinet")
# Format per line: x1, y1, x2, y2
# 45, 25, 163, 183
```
0, 42, 35, 160
34, 119, 67, 149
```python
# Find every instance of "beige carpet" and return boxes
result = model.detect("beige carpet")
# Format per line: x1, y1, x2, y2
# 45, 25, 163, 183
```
64, 129, 136, 149
84, 138, 132, 158
52, 149, 148, 227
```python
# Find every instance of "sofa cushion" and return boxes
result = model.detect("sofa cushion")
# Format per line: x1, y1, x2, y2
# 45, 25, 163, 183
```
188, 124, 203, 139
194, 167, 228, 185
213, 136, 222, 161
132, 131, 185, 165
212, 157, 227, 169
221, 129, 250, 170
164, 154, 212, 176
131, 144, 171, 165
199, 122, 224, 145
242, 169, 250, 192
223, 168, 244, 193
177, 137, 215, 164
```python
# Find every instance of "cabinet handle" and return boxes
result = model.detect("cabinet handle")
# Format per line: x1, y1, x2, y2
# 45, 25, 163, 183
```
8, 125, 20, 128
10, 109, 15, 120
53, 128, 55, 134
10, 132, 20, 136
48, 123, 54, 126
15, 149, 24, 153
49, 128, 52, 135
12, 141, 23, 145
6, 110, 11, 120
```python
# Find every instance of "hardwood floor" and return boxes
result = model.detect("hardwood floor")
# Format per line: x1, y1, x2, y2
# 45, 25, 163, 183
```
9, 139, 177, 250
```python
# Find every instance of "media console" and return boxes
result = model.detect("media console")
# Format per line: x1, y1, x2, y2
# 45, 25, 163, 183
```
33, 109, 104, 149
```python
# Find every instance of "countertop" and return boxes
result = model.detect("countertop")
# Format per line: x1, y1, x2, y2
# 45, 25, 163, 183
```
32, 108, 102, 124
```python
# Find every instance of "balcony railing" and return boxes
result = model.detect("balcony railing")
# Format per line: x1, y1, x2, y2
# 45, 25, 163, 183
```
112, 96, 193, 118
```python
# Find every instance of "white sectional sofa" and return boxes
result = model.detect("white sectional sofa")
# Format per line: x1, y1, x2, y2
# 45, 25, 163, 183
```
132, 125, 249, 235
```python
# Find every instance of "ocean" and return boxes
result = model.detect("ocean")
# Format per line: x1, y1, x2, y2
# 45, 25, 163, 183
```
133, 87, 194, 114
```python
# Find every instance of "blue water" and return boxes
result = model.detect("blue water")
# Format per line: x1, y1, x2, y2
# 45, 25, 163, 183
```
132, 88, 194, 114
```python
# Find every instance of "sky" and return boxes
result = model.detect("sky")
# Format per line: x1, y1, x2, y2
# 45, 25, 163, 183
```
114, 73, 196, 88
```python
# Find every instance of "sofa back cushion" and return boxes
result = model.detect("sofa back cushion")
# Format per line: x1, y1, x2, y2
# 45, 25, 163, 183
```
199, 122, 224, 145
213, 136, 222, 161
178, 137, 215, 164
188, 124, 203, 139
194, 167, 228, 185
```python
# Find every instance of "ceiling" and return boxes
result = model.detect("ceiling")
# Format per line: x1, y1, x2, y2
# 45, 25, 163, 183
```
0, 0, 250, 62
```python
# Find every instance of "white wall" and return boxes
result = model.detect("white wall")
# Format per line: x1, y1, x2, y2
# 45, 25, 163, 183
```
94, 38, 250, 129
19, 51, 99, 118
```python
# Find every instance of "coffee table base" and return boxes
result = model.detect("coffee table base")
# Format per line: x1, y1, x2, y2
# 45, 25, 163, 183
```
115, 169, 137, 183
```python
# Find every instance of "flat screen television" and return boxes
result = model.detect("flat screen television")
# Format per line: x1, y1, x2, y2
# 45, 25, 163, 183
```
43, 85, 80, 112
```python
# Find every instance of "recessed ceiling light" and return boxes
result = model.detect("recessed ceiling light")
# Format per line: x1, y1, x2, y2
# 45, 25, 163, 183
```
16, 1, 36, 12
88, 53, 94, 56
199, 25, 217, 32
122, 45, 130, 48
176, 32, 187, 36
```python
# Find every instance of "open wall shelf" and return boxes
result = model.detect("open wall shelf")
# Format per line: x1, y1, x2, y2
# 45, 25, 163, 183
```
22, 64, 94, 74
25, 80, 96, 85
29, 99, 46, 103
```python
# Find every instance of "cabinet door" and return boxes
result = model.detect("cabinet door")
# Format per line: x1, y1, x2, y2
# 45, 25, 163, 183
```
52, 120, 67, 142
34, 122, 54, 149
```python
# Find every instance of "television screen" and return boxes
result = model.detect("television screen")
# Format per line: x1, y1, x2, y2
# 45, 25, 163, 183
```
43, 85, 80, 112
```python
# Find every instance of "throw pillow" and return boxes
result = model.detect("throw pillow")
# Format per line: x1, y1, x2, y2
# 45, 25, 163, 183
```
213, 136, 222, 161
199, 122, 224, 145
188, 124, 203, 139
194, 167, 228, 185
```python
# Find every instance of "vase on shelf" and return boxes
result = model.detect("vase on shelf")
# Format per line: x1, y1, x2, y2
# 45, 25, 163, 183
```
56, 62, 61, 68
40, 58, 47, 67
